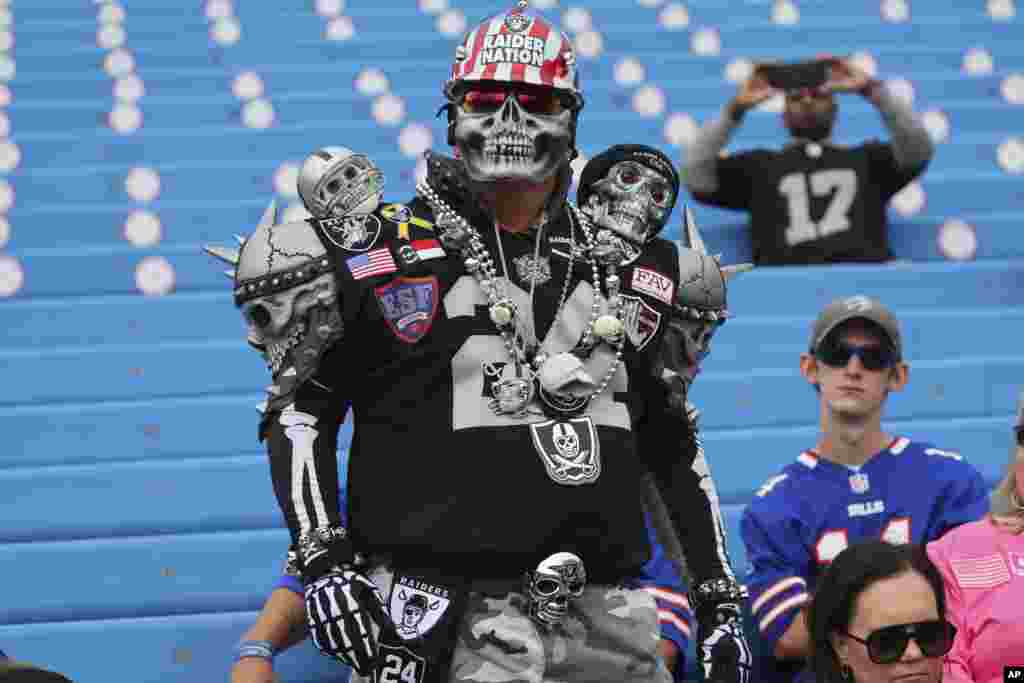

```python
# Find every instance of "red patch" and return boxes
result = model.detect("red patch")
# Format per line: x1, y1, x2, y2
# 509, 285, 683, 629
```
375, 276, 440, 344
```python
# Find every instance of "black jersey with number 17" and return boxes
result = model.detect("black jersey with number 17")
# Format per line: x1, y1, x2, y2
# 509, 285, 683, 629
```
694, 140, 925, 265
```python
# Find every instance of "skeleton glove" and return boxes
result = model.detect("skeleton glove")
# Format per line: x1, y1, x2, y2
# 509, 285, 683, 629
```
304, 567, 391, 675
692, 579, 753, 683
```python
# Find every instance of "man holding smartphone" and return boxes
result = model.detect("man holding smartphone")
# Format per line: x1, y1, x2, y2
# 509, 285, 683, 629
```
682, 56, 934, 266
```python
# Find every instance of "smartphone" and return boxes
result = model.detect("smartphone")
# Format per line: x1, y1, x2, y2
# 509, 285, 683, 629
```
756, 59, 831, 92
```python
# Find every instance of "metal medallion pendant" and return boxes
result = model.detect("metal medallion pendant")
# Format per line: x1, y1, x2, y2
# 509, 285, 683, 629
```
513, 254, 552, 286
529, 416, 601, 485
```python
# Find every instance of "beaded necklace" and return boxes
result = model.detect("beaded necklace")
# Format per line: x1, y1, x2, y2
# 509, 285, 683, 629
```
416, 178, 628, 419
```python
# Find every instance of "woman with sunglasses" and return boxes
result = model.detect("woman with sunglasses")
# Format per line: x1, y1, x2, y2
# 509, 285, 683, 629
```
925, 396, 1024, 683
809, 540, 955, 682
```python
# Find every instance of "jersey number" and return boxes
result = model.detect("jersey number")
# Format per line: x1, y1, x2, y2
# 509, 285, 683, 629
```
379, 654, 420, 683
778, 170, 858, 246
815, 517, 911, 564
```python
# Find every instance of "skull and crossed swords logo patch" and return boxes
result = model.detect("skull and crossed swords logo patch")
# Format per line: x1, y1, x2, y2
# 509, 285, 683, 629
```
529, 416, 601, 485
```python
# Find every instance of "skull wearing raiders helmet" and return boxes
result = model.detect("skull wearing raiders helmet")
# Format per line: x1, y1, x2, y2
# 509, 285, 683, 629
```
526, 551, 586, 627
444, 4, 583, 184
577, 145, 681, 245
297, 146, 384, 219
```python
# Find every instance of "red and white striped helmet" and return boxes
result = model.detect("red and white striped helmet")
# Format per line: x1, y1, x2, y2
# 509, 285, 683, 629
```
445, 2, 582, 108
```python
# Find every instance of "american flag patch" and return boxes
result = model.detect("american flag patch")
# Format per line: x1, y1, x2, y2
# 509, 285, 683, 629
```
412, 238, 445, 261
951, 554, 1010, 589
347, 248, 397, 280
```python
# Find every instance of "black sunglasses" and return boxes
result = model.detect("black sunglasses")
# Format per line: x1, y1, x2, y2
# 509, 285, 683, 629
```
815, 341, 896, 371
842, 620, 956, 665
1016, 424, 1024, 448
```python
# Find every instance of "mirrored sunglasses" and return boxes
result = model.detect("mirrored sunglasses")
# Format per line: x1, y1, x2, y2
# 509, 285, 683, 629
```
459, 85, 568, 116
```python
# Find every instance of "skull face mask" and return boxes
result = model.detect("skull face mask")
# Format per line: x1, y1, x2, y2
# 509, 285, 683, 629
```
298, 146, 384, 219
584, 161, 675, 244
452, 84, 576, 184
444, 7, 582, 185
526, 551, 586, 627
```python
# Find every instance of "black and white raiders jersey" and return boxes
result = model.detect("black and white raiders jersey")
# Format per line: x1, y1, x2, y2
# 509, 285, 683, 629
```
694, 140, 927, 266
260, 193, 725, 584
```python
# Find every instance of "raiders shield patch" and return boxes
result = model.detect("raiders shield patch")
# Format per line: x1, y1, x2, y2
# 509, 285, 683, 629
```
389, 574, 452, 642
620, 294, 662, 351
375, 276, 439, 344
529, 416, 601, 485
319, 213, 382, 252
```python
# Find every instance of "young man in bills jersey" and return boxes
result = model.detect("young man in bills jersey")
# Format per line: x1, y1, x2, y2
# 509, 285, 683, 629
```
683, 56, 934, 265
740, 296, 988, 682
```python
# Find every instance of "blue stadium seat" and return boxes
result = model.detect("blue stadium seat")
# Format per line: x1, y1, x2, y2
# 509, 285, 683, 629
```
3, 3, 1022, 680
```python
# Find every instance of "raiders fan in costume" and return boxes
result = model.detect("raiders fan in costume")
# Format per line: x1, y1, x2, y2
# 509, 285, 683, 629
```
209, 3, 750, 682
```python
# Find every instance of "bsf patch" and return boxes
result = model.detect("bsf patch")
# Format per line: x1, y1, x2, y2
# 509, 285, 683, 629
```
631, 267, 674, 305
375, 276, 439, 344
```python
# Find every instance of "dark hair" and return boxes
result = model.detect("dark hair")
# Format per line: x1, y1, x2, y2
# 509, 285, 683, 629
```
808, 541, 946, 683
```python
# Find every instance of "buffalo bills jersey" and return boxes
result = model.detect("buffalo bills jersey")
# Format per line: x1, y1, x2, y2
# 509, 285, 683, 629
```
741, 437, 989, 683
634, 520, 694, 681
694, 141, 925, 265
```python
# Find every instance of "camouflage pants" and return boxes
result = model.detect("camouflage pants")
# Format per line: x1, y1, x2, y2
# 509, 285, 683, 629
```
353, 566, 672, 683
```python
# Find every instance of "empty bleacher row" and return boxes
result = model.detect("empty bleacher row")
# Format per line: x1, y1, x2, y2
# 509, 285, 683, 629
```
1, 0, 1022, 681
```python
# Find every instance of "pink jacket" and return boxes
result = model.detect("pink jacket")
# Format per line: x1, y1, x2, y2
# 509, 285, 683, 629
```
927, 517, 1024, 683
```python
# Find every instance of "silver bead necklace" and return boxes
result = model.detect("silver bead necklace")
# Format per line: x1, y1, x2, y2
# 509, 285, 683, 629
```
416, 178, 627, 418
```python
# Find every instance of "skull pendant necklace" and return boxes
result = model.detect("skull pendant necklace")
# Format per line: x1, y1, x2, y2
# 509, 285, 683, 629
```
417, 178, 627, 419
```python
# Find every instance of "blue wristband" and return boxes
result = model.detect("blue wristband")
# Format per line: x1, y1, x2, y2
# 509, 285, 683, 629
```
234, 639, 275, 663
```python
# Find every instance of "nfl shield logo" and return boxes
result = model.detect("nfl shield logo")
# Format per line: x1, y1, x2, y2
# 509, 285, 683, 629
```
388, 574, 452, 641
375, 276, 439, 344
620, 294, 662, 351
529, 416, 601, 485
849, 472, 870, 494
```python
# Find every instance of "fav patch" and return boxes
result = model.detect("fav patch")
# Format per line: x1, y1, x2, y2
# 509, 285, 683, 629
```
529, 416, 601, 486
389, 574, 452, 641
631, 267, 674, 305
346, 248, 397, 280
377, 644, 426, 683
318, 214, 382, 252
375, 276, 439, 344
619, 295, 662, 351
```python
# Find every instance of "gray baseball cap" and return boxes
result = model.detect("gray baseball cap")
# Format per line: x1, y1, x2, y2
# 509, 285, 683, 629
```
809, 295, 903, 360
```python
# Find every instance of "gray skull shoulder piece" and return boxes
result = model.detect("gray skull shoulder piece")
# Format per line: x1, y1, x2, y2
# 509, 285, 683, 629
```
526, 551, 587, 628
204, 200, 344, 412
576, 144, 680, 245
661, 207, 753, 409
